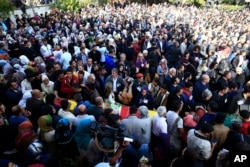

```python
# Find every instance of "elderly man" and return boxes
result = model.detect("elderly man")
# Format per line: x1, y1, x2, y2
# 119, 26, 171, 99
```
73, 104, 95, 127
139, 106, 152, 144
193, 74, 210, 103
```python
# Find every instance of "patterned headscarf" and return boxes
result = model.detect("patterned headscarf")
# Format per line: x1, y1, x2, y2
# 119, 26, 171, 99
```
38, 115, 53, 142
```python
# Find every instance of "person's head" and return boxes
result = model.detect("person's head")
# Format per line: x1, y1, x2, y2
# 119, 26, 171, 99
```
229, 82, 238, 91
73, 93, 82, 102
202, 89, 212, 101
106, 114, 121, 127
45, 93, 56, 104
139, 106, 149, 118
105, 82, 113, 93
120, 53, 126, 61
185, 82, 193, 91
169, 68, 176, 77
218, 84, 229, 95
95, 96, 103, 106
87, 57, 93, 66
54, 62, 61, 71
60, 99, 70, 110
0, 103, 5, 115
200, 122, 214, 136
223, 71, 231, 80
143, 50, 148, 57
174, 85, 183, 96
31, 89, 42, 99
157, 106, 167, 117
136, 73, 144, 82
8, 79, 18, 90
160, 84, 168, 94
201, 74, 210, 84
231, 121, 242, 132
172, 100, 183, 112
70, 60, 77, 68
141, 86, 148, 96
42, 74, 49, 85
12, 105, 25, 116
207, 101, 218, 112
66, 68, 73, 79
98, 66, 106, 75
111, 68, 118, 78
240, 110, 250, 121
137, 52, 144, 60
184, 72, 192, 80
171, 76, 180, 85
88, 74, 96, 83
215, 112, 227, 124
243, 85, 250, 98
78, 104, 87, 115
129, 105, 137, 115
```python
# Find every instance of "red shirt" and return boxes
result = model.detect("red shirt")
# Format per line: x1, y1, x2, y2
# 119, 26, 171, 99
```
241, 120, 250, 135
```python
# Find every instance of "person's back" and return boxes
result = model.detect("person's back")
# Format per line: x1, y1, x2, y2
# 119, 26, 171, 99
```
120, 143, 149, 167
121, 106, 145, 143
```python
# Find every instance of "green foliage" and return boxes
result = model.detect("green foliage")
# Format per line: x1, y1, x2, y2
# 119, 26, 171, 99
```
0, 0, 15, 18
52, 0, 81, 11
217, 4, 246, 11
168, 0, 206, 7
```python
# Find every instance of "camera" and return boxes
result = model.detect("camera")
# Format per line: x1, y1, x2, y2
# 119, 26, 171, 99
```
90, 122, 132, 152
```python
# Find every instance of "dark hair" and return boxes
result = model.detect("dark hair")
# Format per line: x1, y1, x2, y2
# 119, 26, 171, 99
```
243, 85, 250, 93
200, 122, 214, 133
172, 100, 183, 112
209, 61, 217, 69
185, 81, 193, 88
104, 108, 114, 117
60, 99, 69, 110
41, 105, 54, 115
208, 101, 218, 112
106, 114, 120, 127
229, 82, 238, 89
240, 110, 250, 119
129, 105, 137, 114
45, 93, 56, 104
184, 72, 192, 79
215, 112, 227, 124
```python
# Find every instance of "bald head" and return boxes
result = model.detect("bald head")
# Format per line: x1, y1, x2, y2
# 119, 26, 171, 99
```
78, 104, 87, 114
31, 89, 42, 99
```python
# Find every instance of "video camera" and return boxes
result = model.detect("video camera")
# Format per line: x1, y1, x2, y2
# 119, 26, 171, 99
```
90, 122, 133, 152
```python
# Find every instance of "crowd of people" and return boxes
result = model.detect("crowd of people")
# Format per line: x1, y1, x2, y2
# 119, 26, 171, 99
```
0, 1, 250, 167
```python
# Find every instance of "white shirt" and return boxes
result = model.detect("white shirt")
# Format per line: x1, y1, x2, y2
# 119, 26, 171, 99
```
53, 50, 63, 62
40, 44, 53, 58
21, 79, 32, 94
112, 77, 117, 92
86, 65, 92, 73
187, 129, 212, 160
74, 46, 90, 56
58, 108, 75, 123
97, 46, 109, 63
41, 81, 54, 95
152, 114, 168, 136
166, 110, 183, 131
60, 52, 72, 70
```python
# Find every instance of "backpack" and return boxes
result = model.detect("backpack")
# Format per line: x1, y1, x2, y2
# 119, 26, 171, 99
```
168, 117, 182, 154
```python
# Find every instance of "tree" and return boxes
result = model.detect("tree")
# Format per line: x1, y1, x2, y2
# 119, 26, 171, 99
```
0, 0, 15, 18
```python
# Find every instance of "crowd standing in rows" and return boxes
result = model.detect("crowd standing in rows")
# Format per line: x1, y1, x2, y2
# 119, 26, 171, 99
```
0, 1, 250, 167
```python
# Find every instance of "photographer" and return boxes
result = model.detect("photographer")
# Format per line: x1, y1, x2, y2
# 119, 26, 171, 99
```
88, 113, 135, 167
